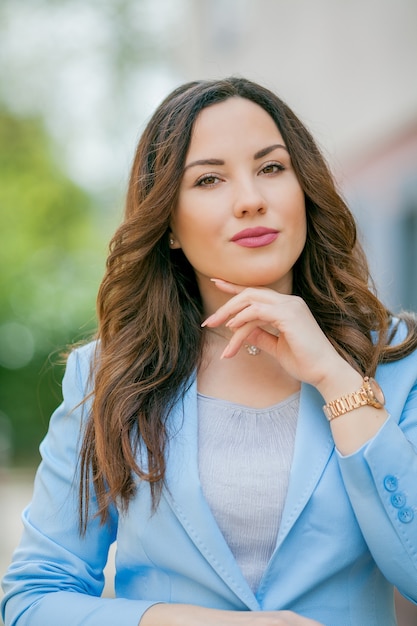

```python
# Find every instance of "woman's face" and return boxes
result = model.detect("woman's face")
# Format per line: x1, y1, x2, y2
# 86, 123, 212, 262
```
171, 97, 307, 296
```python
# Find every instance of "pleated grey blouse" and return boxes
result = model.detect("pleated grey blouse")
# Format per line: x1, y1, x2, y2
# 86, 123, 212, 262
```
197, 392, 299, 592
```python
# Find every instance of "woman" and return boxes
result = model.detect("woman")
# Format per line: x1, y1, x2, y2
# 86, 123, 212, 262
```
2, 77, 417, 626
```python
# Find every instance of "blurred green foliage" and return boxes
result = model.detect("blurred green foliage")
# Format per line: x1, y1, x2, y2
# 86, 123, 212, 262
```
0, 0, 170, 469
0, 109, 108, 466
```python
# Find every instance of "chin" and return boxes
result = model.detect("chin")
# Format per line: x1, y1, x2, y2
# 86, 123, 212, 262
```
235, 269, 292, 289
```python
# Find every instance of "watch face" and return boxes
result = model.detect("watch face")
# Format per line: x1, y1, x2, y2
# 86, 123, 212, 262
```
368, 377, 385, 406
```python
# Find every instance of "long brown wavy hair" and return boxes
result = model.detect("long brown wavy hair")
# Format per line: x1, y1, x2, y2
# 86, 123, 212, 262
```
79, 76, 417, 532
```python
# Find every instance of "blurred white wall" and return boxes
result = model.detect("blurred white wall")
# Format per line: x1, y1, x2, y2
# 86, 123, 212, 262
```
174, 0, 417, 162
171, 0, 417, 312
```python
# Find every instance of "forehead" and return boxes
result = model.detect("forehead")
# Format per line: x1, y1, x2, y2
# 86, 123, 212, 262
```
187, 97, 283, 155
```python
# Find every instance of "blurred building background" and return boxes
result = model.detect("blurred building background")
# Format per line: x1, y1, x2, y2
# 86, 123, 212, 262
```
1, 0, 416, 624
175, 0, 417, 314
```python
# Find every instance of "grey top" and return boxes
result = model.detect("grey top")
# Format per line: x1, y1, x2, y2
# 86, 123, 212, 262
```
197, 391, 299, 592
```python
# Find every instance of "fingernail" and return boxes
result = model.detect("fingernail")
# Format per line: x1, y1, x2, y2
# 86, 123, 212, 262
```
201, 315, 213, 327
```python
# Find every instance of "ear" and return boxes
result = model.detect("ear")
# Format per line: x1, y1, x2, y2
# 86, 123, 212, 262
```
168, 233, 181, 249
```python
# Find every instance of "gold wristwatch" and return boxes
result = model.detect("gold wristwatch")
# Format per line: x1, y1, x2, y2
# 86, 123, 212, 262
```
323, 376, 385, 421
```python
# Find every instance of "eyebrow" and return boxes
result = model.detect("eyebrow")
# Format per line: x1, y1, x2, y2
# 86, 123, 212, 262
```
183, 158, 225, 172
254, 143, 288, 159
183, 144, 288, 172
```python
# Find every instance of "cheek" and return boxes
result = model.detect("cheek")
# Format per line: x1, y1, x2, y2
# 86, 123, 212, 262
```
174, 214, 208, 245
298, 209, 307, 237
298, 215, 308, 251
287, 194, 307, 253
287, 190, 307, 232
173, 198, 221, 244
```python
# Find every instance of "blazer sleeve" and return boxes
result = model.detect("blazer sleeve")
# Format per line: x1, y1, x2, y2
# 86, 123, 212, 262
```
1, 345, 158, 626
337, 368, 417, 604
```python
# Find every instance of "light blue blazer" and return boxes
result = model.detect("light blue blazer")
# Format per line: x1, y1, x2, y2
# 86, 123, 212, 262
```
2, 327, 417, 626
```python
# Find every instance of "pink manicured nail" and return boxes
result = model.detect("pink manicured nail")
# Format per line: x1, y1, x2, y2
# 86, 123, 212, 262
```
201, 315, 214, 328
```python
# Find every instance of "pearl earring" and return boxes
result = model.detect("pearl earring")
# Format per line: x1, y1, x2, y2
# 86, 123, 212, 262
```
169, 237, 174, 245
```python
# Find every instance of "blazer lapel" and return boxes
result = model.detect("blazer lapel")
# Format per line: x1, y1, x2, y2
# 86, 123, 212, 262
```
276, 383, 334, 548
163, 378, 260, 610
163, 380, 333, 606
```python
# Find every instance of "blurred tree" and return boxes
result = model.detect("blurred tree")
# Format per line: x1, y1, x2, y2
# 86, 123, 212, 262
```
0, 109, 106, 465
0, 0, 182, 465
0, 0, 181, 192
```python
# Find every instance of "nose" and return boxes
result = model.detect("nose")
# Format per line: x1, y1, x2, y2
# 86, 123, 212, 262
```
232, 178, 267, 218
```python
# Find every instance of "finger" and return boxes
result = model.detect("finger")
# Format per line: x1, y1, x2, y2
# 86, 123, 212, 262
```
220, 324, 280, 359
248, 326, 281, 355
202, 279, 247, 327
225, 301, 281, 331
202, 285, 271, 327
210, 278, 246, 294
219, 322, 264, 358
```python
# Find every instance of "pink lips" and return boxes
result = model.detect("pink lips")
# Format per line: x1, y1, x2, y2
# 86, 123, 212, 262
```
231, 227, 279, 248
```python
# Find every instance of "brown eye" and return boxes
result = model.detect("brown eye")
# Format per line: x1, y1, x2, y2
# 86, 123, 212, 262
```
261, 163, 285, 175
196, 175, 220, 187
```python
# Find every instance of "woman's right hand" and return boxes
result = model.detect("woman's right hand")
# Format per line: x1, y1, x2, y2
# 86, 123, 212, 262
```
140, 603, 325, 626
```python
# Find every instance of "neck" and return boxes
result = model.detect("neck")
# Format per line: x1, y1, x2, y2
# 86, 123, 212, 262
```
199, 285, 231, 319
205, 327, 261, 357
